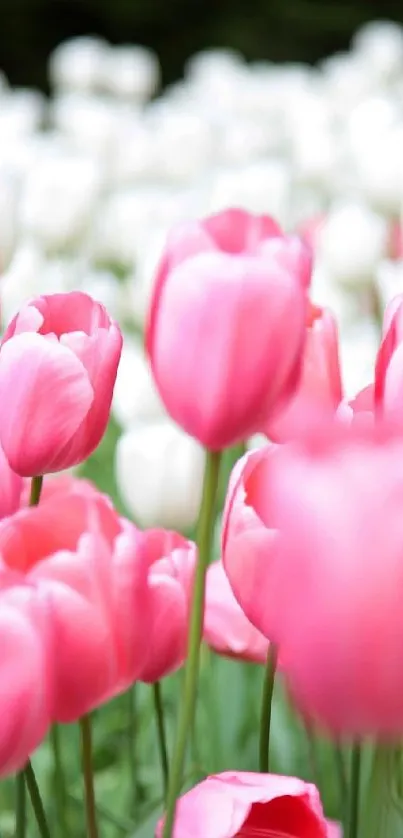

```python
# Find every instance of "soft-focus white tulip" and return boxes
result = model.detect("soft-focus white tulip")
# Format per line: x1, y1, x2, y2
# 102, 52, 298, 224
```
207, 160, 291, 226
102, 45, 160, 101
353, 20, 403, 82
115, 419, 204, 530
353, 128, 403, 215
0, 90, 45, 139
317, 202, 389, 286
51, 93, 119, 164
0, 170, 18, 268
151, 109, 214, 181
81, 269, 124, 322
49, 37, 109, 93
1, 243, 55, 324
339, 321, 379, 399
375, 258, 403, 309
112, 337, 163, 428
19, 153, 102, 251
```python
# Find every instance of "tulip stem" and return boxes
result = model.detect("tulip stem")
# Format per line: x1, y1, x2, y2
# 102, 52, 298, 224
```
162, 449, 222, 838
51, 725, 69, 836
29, 475, 43, 506
347, 743, 361, 838
153, 681, 169, 801
259, 644, 278, 773
24, 760, 51, 838
79, 715, 99, 838
334, 742, 348, 824
15, 771, 26, 838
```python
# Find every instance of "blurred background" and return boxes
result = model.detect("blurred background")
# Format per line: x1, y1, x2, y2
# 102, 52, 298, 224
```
3, 0, 403, 90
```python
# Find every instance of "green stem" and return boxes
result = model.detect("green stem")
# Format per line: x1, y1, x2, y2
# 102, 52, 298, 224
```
259, 644, 278, 773
15, 771, 26, 838
303, 721, 320, 787
347, 743, 361, 838
162, 449, 222, 838
79, 715, 99, 838
24, 760, 51, 838
152, 681, 169, 801
29, 475, 43, 506
334, 742, 348, 824
51, 725, 68, 836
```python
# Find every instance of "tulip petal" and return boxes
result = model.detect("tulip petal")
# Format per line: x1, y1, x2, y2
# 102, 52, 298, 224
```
0, 333, 93, 475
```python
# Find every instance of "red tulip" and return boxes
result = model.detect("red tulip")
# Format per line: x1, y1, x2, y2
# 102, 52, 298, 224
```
0, 292, 122, 475
146, 208, 309, 449
156, 771, 340, 837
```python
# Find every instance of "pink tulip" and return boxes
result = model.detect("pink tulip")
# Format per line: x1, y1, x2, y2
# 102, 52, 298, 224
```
388, 220, 403, 260
146, 208, 309, 449
375, 293, 403, 422
156, 771, 339, 837
248, 420, 403, 735
0, 485, 150, 721
267, 303, 342, 441
203, 560, 269, 664
137, 529, 196, 683
0, 441, 23, 517
336, 384, 374, 428
0, 581, 53, 775
221, 448, 280, 643
0, 292, 122, 476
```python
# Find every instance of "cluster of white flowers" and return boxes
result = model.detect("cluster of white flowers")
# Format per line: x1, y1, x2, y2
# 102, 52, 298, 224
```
1, 22, 403, 527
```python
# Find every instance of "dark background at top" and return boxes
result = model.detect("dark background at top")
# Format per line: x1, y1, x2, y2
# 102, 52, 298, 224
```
2, 0, 403, 91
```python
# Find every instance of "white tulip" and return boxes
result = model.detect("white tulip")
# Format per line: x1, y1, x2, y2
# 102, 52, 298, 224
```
150, 108, 214, 182
101, 45, 160, 101
375, 259, 403, 310
81, 269, 124, 322
353, 128, 403, 216
112, 337, 163, 428
0, 90, 45, 139
0, 169, 18, 268
49, 37, 109, 93
19, 153, 102, 252
1, 243, 55, 324
115, 419, 204, 530
207, 160, 291, 227
353, 21, 403, 82
51, 93, 119, 164
317, 202, 389, 287
339, 322, 380, 399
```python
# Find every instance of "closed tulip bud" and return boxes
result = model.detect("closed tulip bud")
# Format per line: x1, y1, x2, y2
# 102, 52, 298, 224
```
267, 303, 342, 441
156, 771, 340, 837
0, 292, 122, 476
318, 202, 389, 287
137, 529, 196, 683
102, 45, 160, 101
203, 560, 269, 664
115, 418, 204, 530
146, 208, 308, 449
49, 37, 109, 93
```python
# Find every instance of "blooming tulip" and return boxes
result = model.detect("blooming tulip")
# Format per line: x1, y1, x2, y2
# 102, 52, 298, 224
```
247, 420, 403, 735
267, 303, 342, 441
203, 560, 269, 664
375, 293, 403, 421
221, 448, 280, 642
0, 484, 149, 721
156, 771, 340, 837
146, 208, 309, 449
336, 384, 374, 428
137, 529, 196, 683
0, 292, 122, 476
0, 582, 53, 775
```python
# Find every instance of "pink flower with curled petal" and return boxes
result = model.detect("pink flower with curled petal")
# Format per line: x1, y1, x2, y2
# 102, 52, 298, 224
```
137, 529, 196, 683
0, 484, 150, 722
0, 581, 53, 776
0, 441, 24, 518
375, 293, 403, 423
0, 291, 122, 476
146, 208, 309, 449
336, 384, 374, 428
248, 419, 403, 735
267, 303, 342, 441
156, 771, 340, 837
221, 448, 281, 644
203, 560, 269, 664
